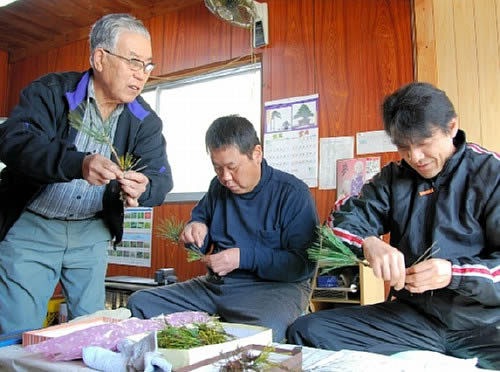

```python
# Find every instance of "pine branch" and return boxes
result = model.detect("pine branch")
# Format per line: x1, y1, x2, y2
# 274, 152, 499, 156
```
156, 217, 203, 261
308, 225, 367, 274
67, 109, 145, 173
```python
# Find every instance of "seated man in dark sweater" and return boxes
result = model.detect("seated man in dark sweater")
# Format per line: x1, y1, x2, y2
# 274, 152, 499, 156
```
127, 115, 318, 341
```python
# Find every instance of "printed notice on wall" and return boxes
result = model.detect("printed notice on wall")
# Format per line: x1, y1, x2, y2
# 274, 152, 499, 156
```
356, 130, 397, 154
263, 94, 319, 187
107, 207, 153, 267
318, 136, 354, 190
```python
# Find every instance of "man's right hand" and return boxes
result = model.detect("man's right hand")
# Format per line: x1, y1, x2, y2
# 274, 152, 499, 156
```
180, 221, 208, 249
362, 236, 406, 291
82, 153, 123, 185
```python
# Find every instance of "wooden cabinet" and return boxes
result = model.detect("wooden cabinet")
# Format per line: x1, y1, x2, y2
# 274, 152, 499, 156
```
309, 262, 385, 312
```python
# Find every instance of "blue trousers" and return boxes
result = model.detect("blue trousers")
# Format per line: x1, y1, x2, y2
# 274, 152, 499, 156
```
127, 274, 310, 342
287, 300, 500, 370
0, 211, 111, 334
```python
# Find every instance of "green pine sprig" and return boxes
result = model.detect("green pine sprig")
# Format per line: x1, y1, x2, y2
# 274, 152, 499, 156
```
157, 321, 233, 349
68, 109, 145, 173
308, 225, 368, 275
156, 216, 203, 261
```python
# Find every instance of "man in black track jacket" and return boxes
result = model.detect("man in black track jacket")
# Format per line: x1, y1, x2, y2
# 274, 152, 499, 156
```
287, 82, 500, 370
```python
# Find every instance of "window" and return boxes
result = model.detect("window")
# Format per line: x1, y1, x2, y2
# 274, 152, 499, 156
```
142, 63, 262, 202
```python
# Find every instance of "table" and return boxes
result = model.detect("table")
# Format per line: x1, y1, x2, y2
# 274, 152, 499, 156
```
0, 343, 338, 371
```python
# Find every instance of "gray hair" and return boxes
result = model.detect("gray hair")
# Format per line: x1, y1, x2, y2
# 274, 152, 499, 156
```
89, 13, 150, 67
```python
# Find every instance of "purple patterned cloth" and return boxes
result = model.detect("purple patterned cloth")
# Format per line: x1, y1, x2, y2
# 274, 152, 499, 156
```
25, 318, 166, 361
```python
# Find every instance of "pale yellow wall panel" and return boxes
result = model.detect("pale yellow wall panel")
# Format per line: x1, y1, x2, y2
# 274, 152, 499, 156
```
433, 0, 459, 111
453, 1, 482, 144
415, 0, 438, 83
475, 0, 500, 152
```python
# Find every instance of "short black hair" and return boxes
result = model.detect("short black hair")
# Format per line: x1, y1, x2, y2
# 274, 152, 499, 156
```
205, 115, 260, 158
382, 82, 457, 147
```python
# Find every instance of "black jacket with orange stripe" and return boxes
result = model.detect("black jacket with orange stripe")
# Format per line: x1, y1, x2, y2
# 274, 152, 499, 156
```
328, 130, 500, 330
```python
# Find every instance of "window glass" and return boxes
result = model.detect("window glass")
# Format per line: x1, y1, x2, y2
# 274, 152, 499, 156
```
142, 63, 262, 201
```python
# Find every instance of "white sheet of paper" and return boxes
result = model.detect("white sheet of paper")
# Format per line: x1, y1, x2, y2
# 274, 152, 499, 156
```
356, 130, 397, 154
318, 136, 354, 189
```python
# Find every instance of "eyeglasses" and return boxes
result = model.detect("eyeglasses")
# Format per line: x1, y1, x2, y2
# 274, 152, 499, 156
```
103, 49, 155, 74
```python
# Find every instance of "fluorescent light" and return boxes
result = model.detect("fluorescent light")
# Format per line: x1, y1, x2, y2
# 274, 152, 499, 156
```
0, 0, 19, 6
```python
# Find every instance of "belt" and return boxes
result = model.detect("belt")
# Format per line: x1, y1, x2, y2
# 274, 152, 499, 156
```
26, 209, 98, 221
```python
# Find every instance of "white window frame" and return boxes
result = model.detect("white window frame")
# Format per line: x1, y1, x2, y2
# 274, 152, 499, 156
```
142, 62, 262, 202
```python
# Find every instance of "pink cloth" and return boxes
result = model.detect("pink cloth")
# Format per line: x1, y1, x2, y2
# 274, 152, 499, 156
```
163, 311, 212, 327
25, 318, 166, 361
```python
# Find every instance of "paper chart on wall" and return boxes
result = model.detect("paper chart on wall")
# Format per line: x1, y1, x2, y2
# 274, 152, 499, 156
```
107, 207, 153, 267
263, 94, 319, 187
318, 136, 354, 190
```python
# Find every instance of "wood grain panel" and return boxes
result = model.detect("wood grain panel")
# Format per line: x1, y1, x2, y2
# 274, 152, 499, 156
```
0, 49, 8, 116
433, 0, 459, 110
265, 0, 315, 100
313, 0, 412, 222
0, 0, 202, 62
453, 0, 481, 144
147, 15, 166, 74
475, 0, 500, 151
160, 2, 231, 75
415, 0, 500, 153
414, 0, 437, 83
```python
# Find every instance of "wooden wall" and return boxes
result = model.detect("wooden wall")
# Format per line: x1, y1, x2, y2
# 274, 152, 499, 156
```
415, 0, 500, 152
4, 0, 413, 281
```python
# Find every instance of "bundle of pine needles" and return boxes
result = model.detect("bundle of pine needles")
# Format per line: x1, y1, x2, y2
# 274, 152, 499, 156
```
156, 216, 203, 261
157, 320, 233, 349
307, 225, 368, 275
308, 225, 440, 275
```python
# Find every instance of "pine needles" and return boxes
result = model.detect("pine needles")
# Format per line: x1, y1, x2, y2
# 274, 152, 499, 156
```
67, 109, 146, 173
156, 216, 203, 261
308, 225, 440, 275
157, 321, 233, 349
307, 225, 368, 275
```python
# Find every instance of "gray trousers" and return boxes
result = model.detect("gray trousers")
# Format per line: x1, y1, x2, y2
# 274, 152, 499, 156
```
127, 274, 310, 342
0, 211, 110, 334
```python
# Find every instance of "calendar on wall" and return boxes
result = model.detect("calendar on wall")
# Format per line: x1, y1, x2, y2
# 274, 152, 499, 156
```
263, 94, 319, 187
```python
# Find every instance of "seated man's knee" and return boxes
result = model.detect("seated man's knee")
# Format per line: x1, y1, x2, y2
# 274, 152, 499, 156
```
126, 290, 149, 318
287, 313, 314, 345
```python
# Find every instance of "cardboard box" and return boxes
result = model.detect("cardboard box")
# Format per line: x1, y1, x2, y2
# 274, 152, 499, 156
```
128, 323, 273, 369
22, 317, 120, 346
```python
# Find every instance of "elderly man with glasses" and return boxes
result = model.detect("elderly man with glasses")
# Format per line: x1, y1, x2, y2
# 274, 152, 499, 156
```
0, 13, 173, 334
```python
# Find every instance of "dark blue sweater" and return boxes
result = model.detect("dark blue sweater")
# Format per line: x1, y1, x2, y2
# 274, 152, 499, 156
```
190, 159, 318, 283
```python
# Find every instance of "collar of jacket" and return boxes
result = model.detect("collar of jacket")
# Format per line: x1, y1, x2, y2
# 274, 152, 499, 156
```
63, 69, 151, 121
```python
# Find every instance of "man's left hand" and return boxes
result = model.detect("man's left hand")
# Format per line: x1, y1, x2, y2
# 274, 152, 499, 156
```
404, 258, 452, 293
118, 170, 149, 207
202, 248, 240, 276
